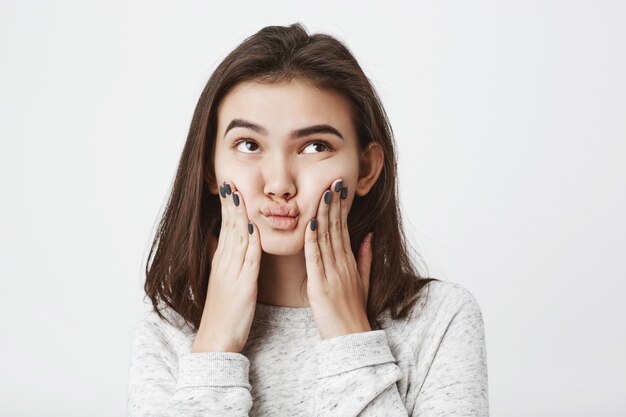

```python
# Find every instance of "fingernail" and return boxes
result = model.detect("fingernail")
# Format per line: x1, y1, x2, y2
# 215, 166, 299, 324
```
224, 183, 232, 195
233, 192, 240, 206
310, 218, 317, 231
324, 190, 331, 204
340, 186, 348, 200
248, 222, 253, 234
219, 186, 226, 198
334, 180, 343, 192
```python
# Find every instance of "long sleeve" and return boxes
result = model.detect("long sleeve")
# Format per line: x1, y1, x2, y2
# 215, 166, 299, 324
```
314, 330, 409, 417
313, 288, 489, 417
410, 292, 489, 416
126, 311, 254, 417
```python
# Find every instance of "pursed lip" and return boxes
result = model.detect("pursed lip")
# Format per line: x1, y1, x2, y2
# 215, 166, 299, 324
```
263, 214, 299, 230
260, 203, 300, 230
260, 204, 300, 217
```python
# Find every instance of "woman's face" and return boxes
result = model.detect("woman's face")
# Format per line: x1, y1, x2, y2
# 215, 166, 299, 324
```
212, 78, 362, 255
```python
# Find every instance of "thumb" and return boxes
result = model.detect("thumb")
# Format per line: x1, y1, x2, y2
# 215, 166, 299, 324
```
357, 232, 373, 302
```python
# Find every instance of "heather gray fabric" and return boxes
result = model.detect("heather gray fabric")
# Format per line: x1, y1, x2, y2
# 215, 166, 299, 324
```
126, 280, 489, 416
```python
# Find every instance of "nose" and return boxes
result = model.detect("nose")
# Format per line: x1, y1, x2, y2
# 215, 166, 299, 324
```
262, 153, 297, 200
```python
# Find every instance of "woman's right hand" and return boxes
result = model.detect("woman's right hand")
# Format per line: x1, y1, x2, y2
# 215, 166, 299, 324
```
191, 180, 262, 353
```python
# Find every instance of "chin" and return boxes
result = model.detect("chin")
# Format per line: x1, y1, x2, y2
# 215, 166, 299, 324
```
259, 230, 305, 255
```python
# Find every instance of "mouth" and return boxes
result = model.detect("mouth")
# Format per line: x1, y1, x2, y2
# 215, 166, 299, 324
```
263, 215, 299, 230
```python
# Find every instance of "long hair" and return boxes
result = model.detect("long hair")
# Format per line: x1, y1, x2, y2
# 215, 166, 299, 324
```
144, 23, 439, 331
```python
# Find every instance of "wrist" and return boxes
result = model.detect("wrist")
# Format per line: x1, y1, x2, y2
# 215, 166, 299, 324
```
191, 341, 241, 353
192, 333, 242, 353
319, 320, 372, 340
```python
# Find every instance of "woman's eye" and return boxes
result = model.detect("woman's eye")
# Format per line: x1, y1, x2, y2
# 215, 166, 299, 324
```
233, 139, 333, 153
302, 141, 333, 154
233, 139, 260, 153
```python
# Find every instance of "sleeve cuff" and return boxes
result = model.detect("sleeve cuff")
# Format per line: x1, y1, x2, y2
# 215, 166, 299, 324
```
316, 330, 398, 378
176, 351, 252, 390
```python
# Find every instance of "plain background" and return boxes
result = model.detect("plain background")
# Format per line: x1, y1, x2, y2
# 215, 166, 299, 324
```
1, 1, 624, 416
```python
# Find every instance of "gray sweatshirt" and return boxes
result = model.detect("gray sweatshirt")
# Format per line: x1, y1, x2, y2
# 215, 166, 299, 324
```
126, 280, 489, 416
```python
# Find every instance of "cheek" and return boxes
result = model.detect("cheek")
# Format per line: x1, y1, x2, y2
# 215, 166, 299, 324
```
214, 154, 256, 186
214, 164, 258, 208
300, 168, 352, 212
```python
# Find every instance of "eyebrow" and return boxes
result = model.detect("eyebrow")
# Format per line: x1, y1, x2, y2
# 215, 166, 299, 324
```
223, 118, 344, 140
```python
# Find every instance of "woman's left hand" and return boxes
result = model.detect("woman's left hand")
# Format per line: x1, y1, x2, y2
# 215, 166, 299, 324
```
304, 178, 374, 340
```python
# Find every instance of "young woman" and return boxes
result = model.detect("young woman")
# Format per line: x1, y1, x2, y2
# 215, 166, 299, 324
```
127, 23, 489, 416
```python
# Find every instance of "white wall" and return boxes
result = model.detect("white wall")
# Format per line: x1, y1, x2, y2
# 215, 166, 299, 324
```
1, 1, 624, 415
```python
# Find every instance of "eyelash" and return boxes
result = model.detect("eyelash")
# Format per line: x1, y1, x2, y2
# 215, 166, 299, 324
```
231, 138, 335, 154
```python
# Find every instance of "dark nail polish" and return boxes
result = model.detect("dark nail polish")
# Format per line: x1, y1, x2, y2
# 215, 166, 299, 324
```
334, 180, 343, 192
324, 190, 331, 204
310, 218, 317, 231
340, 186, 348, 200
224, 183, 232, 195
248, 222, 253, 234
219, 186, 226, 198
233, 192, 240, 206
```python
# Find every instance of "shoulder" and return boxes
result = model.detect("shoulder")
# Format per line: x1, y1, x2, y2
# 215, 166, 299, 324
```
380, 280, 485, 351
381, 280, 481, 326
417, 280, 482, 317
419, 280, 486, 337
130, 305, 196, 357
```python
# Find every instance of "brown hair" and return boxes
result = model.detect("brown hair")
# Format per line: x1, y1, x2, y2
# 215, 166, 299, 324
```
144, 23, 439, 331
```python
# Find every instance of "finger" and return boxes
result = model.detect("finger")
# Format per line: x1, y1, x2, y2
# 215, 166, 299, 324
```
340, 185, 352, 254
212, 181, 230, 265
217, 180, 237, 265
231, 186, 250, 241
240, 220, 262, 284
329, 178, 345, 261
219, 180, 232, 228
316, 186, 335, 268
304, 217, 325, 284
357, 232, 374, 303
227, 183, 250, 275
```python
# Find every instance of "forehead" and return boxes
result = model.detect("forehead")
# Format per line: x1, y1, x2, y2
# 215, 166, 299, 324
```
216, 79, 356, 138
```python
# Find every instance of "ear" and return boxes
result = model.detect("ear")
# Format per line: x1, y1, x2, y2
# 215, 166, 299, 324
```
355, 142, 384, 197
204, 166, 220, 196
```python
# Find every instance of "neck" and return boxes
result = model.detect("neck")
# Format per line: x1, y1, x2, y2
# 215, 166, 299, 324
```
257, 251, 310, 308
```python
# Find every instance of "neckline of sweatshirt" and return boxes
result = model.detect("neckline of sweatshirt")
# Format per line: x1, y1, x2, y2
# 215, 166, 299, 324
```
252, 302, 316, 328
250, 301, 393, 331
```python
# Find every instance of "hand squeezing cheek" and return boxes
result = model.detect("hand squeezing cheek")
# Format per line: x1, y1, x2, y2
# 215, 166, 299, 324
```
303, 177, 374, 340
